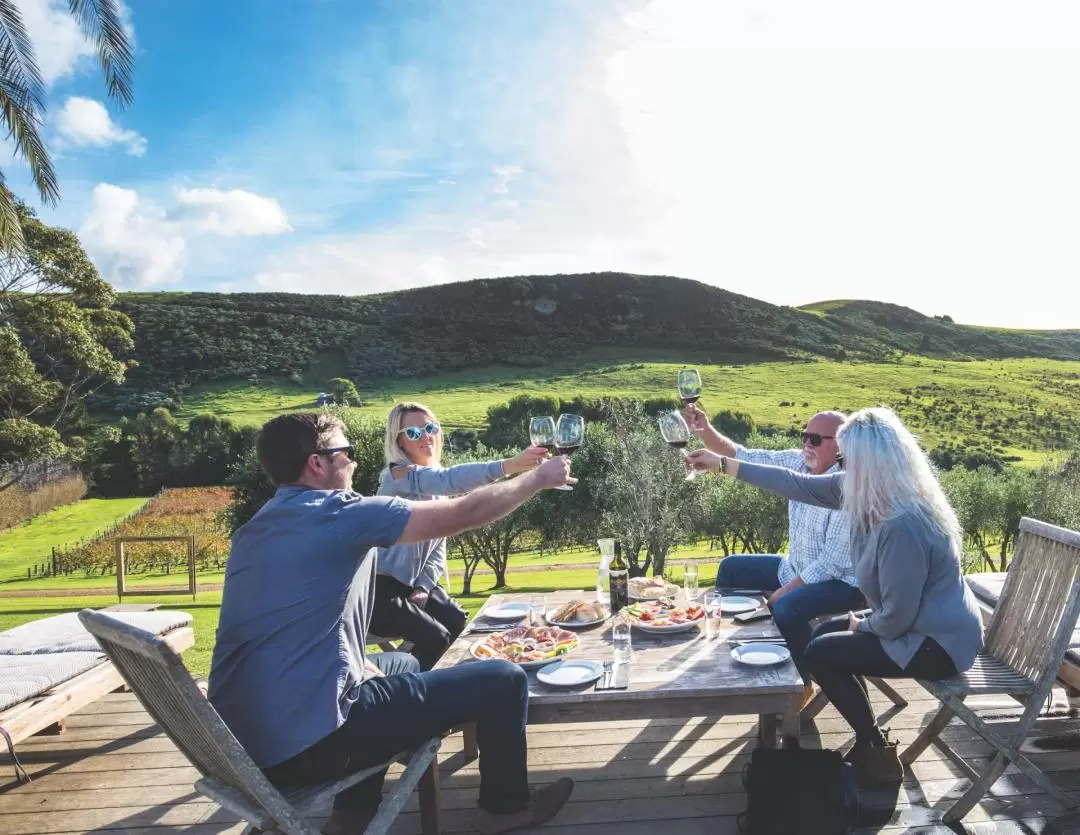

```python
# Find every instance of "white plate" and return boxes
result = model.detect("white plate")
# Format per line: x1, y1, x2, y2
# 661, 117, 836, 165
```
545, 609, 608, 628
720, 596, 760, 614
536, 659, 604, 687
730, 643, 791, 666
484, 602, 532, 621
469, 640, 570, 669
631, 619, 701, 634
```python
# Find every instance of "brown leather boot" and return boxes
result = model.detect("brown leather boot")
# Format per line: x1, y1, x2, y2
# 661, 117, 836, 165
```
846, 740, 904, 786
474, 777, 575, 834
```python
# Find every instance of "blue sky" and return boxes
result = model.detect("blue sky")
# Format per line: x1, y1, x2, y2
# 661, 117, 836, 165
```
14, 0, 1080, 328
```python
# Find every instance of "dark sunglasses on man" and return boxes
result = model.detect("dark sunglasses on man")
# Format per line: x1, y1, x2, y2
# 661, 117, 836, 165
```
399, 422, 441, 442
801, 432, 835, 448
316, 445, 356, 461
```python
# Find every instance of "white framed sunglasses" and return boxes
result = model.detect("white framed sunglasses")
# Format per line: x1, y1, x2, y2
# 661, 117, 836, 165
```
399, 421, 441, 442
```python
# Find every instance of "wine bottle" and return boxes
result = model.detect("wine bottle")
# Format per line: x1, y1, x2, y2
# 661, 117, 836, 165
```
608, 541, 629, 614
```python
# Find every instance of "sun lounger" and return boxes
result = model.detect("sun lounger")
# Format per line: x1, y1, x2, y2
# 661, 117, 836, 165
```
0, 609, 195, 777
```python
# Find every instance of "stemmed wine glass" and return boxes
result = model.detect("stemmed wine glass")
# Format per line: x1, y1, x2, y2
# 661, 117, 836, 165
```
658, 410, 697, 481
678, 368, 702, 405
553, 414, 585, 491
529, 416, 557, 454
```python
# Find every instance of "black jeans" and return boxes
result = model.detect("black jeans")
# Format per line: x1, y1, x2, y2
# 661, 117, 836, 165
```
804, 616, 958, 743
264, 652, 531, 814
368, 575, 468, 670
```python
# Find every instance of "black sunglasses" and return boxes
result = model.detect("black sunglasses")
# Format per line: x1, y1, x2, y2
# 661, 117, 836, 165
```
801, 432, 835, 448
315, 445, 355, 461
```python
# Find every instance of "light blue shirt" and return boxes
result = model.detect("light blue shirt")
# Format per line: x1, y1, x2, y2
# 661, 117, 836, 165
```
208, 485, 412, 768
376, 461, 504, 590
734, 445, 856, 587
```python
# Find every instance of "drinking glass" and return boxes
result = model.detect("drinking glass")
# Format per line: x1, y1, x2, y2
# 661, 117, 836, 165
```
529, 594, 547, 626
612, 616, 632, 664
704, 591, 723, 639
677, 368, 703, 405
529, 416, 557, 454
552, 414, 585, 491
683, 564, 699, 602
658, 410, 696, 480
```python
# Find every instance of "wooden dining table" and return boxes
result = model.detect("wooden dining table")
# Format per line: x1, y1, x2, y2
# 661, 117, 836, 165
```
435, 589, 804, 756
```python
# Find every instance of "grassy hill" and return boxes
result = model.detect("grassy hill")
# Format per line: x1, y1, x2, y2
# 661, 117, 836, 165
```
97, 273, 1080, 414
89, 273, 1080, 463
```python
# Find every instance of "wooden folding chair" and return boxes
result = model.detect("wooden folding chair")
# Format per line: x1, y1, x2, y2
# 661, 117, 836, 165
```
900, 517, 1080, 823
77, 610, 441, 835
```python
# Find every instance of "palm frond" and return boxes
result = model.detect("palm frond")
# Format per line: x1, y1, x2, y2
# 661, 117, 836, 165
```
0, 0, 44, 112
67, 0, 134, 106
0, 173, 24, 252
0, 41, 58, 205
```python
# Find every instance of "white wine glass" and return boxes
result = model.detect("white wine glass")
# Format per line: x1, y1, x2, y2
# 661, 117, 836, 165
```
658, 410, 697, 481
553, 414, 584, 491
677, 368, 702, 406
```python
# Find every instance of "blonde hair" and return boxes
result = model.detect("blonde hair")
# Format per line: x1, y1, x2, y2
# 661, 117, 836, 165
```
838, 407, 962, 553
384, 402, 443, 467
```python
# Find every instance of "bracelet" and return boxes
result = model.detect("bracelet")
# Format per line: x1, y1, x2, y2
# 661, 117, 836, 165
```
499, 459, 508, 477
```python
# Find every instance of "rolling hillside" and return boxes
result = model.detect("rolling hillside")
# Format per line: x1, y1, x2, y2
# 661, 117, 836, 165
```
97, 273, 1080, 416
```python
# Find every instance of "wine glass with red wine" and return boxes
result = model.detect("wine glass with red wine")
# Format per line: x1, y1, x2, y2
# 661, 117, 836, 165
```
553, 414, 585, 491
658, 410, 697, 481
677, 368, 702, 406
529, 416, 557, 454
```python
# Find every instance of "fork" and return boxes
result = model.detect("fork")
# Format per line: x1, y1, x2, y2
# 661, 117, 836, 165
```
598, 661, 613, 689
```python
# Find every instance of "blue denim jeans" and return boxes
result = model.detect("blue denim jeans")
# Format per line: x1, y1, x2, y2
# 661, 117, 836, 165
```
264, 652, 530, 814
716, 555, 865, 684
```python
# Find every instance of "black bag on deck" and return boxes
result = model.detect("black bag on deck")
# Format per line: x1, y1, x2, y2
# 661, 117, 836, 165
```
738, 747, 858, 835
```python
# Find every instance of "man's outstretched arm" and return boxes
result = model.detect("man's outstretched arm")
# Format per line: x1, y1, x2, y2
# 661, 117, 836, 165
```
398, 456, 573, 544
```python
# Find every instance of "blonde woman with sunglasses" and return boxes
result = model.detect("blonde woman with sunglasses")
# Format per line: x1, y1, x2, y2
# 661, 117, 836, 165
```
686, 407, 983, 786
371, 402, 549, 669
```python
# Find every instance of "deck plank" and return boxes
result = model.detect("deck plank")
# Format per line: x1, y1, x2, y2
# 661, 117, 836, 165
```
1, 689, 1078, 834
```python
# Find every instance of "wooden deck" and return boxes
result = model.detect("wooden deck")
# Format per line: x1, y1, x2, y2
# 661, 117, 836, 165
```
1, 686, 1079, 834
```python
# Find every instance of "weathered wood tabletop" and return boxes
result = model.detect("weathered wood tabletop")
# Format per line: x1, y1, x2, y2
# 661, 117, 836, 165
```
436, 590, 804, 747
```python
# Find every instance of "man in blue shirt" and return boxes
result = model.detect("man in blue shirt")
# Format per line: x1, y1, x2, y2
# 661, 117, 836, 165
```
209, 413, 575, 834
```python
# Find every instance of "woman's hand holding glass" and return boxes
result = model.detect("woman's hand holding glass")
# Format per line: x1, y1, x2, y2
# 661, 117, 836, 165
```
685, 449, 726, 475
504, 445, 551, 475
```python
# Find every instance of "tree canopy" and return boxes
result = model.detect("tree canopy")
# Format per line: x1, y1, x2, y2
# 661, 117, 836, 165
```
0, 202, 133, 488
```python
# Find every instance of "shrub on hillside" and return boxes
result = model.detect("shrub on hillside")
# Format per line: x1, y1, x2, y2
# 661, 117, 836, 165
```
0, 473, 87, 530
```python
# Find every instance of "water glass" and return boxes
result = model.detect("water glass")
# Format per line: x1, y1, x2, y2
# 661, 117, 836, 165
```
612, 617, 632, 664
683, 564, 699, 602
704, 591, 723, 639
530, 595, 546, 626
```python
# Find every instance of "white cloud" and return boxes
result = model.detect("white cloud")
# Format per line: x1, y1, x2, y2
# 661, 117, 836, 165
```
171, 188, 292, 236
253, 0, 1080, 328
78, 184, 292, 288
492, 164, 522, 194
20, 0, 133, 87
80, 185, 186, 288
55, 97, 146, 156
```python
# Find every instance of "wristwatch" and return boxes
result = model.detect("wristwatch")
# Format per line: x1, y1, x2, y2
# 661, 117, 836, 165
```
719, 455, 728, 475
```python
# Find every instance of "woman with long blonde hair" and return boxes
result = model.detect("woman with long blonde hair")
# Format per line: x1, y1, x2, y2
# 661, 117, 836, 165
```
687, 407, 983, 786
370, 402, 548, 669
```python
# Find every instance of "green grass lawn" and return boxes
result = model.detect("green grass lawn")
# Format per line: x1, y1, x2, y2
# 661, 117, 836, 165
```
0, 564, 721, 678
174, 355, 1080, 466
0, 498, 149, 584
2, 539, 729, 593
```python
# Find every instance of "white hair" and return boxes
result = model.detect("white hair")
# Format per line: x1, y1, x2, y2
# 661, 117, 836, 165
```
837, 407, 962, 553
383, 402, 443, 468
